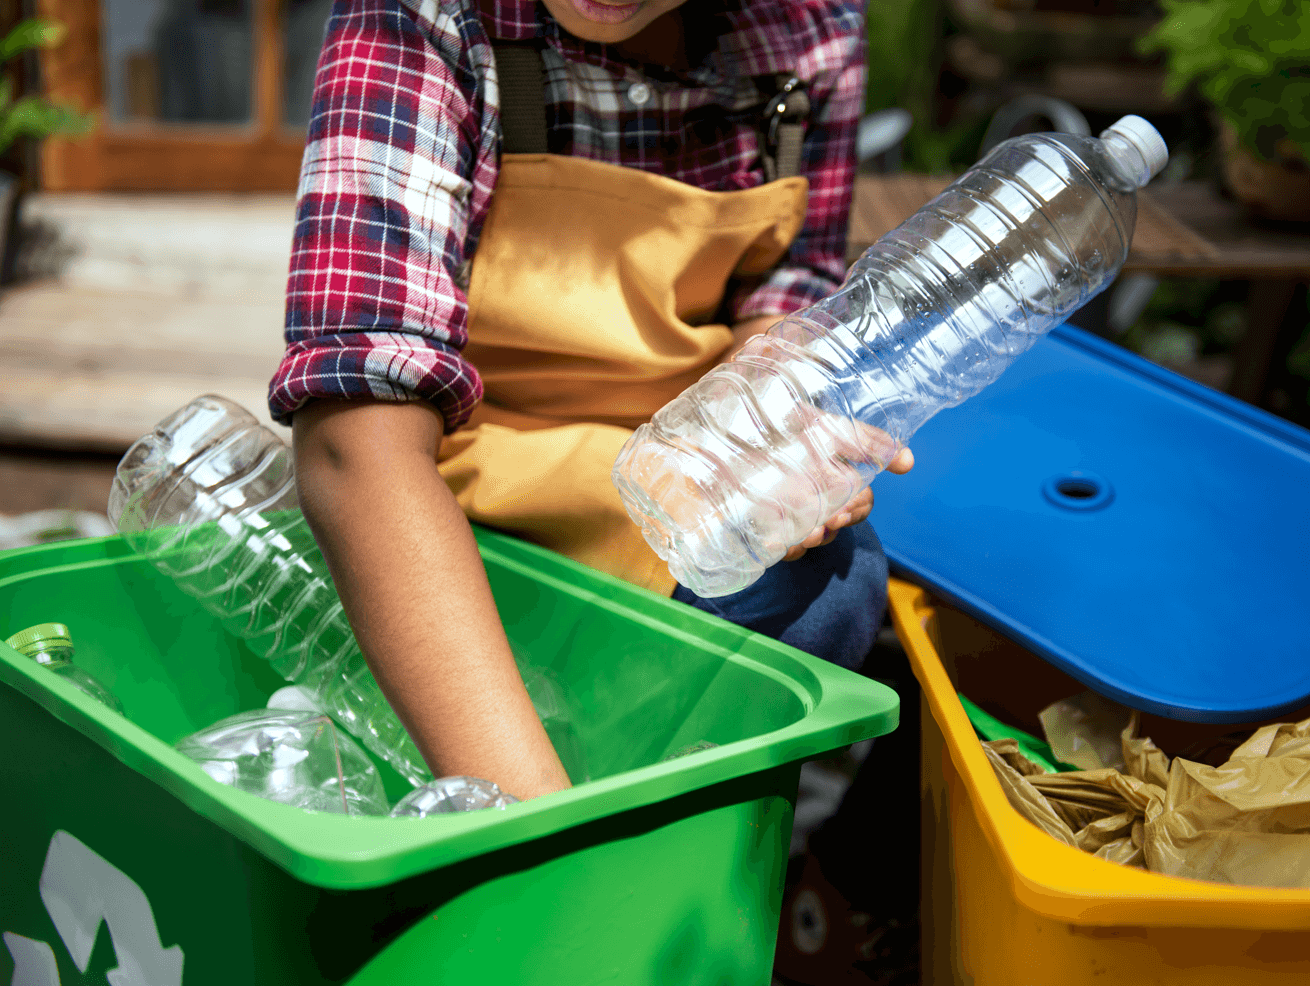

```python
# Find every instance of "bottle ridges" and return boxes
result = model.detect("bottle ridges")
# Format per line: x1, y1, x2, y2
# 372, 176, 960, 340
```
121, 422, 433, 786
614, 130, 1142, 597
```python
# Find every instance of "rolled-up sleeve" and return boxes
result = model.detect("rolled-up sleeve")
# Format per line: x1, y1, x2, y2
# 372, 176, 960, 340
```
269, 0, 498, 433
732, 5, 864, 321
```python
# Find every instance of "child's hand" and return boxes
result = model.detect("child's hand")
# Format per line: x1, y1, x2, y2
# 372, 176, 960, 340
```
782, 446, 915, 562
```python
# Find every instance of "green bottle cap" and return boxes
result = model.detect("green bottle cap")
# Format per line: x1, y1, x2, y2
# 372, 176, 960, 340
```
5, 623, 74, 661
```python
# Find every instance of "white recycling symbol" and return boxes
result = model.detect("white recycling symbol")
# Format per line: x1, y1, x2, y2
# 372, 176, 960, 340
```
4, 830, 184, 986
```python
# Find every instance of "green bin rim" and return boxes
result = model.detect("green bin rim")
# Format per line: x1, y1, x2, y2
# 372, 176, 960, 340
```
0, 529, 899, 890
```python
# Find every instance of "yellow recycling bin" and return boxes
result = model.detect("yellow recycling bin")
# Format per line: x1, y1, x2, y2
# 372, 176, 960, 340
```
887, 577, 1310, 986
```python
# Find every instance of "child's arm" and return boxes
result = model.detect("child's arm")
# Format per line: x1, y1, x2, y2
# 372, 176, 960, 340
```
294, 398, 570, 801
264, 9, 569, 796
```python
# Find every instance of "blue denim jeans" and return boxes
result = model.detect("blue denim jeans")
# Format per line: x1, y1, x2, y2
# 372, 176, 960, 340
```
672, 521, 889, 672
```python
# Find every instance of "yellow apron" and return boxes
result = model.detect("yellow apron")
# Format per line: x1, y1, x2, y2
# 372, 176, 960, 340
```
438, 152, 808, 595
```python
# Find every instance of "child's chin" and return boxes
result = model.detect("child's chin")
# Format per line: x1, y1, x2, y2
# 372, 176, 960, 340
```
544, 0, 656, 43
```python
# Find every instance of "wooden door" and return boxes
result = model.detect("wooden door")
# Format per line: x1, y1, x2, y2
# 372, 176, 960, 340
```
36, 0, 330, 191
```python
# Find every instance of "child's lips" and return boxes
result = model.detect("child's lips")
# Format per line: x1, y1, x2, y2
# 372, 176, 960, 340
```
568, 0, 643, 24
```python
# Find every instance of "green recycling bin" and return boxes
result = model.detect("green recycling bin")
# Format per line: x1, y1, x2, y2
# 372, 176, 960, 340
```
0, 526, 898, 985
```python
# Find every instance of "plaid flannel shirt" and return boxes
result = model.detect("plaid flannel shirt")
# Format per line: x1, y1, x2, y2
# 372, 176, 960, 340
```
269, 0, 866, 431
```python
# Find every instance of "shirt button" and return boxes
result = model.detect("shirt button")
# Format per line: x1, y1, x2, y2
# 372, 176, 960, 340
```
627, 82, 652, 106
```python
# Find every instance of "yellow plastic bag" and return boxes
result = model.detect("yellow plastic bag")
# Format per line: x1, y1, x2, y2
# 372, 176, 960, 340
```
1144, 720, 1310, 887
982, 733, 1164, 868
983, 715, 1310, 887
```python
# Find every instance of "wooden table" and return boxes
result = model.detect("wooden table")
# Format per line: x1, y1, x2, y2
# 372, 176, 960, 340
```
847, 176, 1310, 405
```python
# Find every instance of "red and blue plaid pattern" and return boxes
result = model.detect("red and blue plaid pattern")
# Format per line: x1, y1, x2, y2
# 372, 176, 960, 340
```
270, 0, 866, 431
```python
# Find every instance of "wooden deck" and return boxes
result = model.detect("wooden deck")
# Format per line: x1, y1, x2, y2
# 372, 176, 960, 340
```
0, 193, 294, 452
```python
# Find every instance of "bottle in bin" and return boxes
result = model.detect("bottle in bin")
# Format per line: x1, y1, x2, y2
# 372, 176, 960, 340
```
108, 397, 434, 786
612, 116, 1169, 598
176, 708, 391, 816
107, 396, 589, 788
390, 776, 518, 817
5, 622, 124, 714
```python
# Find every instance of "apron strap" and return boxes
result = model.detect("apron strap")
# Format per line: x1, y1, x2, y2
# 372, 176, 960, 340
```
489, 32, 809, 183
762, 75, 811, 182
492, 42, 549, 154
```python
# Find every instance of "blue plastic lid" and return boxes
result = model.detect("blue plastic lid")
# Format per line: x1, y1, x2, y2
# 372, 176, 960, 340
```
871, 325, 1310, 723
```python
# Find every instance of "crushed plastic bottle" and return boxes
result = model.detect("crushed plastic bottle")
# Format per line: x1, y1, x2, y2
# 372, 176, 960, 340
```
389, 776, 518, 817
5, 623, 124, 714
176, 709, 390, 815
613, 116, 1169, 597
107, 396, 433, 786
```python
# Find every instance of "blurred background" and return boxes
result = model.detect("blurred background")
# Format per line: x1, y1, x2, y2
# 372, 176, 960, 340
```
855, 0, 1309, 431
796, 7, 1307, 975
0, 0, 332, 542
0, 0, 1307, 540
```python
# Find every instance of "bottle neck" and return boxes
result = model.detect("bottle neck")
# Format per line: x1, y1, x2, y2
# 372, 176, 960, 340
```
1099, 130, 1153, 190
19, 642, 74, 668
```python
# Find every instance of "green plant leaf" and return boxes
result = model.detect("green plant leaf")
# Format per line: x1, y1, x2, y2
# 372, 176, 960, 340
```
0, 97, 94, 157
0, 18, 66, 65
1138, 0, 1310, 163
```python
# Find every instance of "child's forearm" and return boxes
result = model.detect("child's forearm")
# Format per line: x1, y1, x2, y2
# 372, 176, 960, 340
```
292, 399, 571, 801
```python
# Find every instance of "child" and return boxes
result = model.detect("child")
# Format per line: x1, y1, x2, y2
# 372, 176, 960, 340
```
270, 0, 912, 801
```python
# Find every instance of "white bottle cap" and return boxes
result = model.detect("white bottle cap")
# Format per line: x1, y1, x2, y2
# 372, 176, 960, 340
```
267, 685, 324, 713
1104, 115, 1169, 181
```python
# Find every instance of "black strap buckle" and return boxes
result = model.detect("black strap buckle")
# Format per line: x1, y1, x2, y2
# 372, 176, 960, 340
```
765, 76, 809, 150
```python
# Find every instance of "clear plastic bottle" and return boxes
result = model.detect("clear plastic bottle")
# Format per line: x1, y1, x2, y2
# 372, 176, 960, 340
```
176, 709, 390, 815
107, 396, 433, 786
613, 116, 1168, 597
389, 776, 518, 817
5, 623, 124, 714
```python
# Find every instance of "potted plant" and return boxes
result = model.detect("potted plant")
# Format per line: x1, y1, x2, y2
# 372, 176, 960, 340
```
1140, 0, 1310, 221
0, 17, 93, 280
